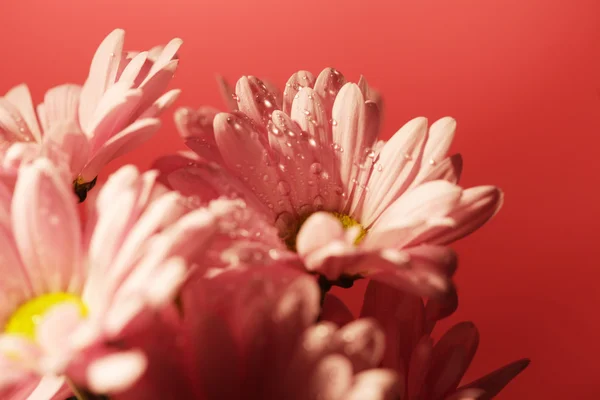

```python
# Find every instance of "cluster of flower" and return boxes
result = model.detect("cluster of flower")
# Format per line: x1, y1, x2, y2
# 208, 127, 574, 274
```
0, 29, 528, 400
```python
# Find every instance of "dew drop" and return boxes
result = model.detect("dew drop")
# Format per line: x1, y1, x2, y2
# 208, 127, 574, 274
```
277, 181, 292, 196
404, 153, 413, 161
308, 138, 318, 147
264, 99, 273, 108
331, 119, 338, 126
262, 174, 269, 182
232, 93, 240, 102
278, 164, 286, 172
429, 159, 436, 166
303, 109, 310, 116
313, 196, 325, 209
376, 163, 383, 172
320, 171, 330, 180
310, 163, 322, 175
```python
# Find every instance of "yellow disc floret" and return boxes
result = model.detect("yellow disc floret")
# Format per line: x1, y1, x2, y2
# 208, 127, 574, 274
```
4, 293, 88, 340
331, 212, 368, 245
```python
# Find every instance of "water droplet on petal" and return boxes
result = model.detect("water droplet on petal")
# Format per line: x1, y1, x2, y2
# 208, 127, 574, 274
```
277, 181, 292, 196
429, 159, 436, 165
376, 163, 383, 172
262, 174, 269, 182
313, 196, 325, 209
404, 153, 413, 161
310, 163, 322, 175
331, 119, 338, 126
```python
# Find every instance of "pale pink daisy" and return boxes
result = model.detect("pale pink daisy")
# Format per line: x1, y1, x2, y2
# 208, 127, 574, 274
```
156, 68, 502, 299
0, 28, 181, 201
0, 160, 217, 399
322, 281, 530, 399
106, 266, 401, 400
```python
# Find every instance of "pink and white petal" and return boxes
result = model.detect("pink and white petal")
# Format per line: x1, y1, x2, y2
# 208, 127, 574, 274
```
213, 112, 293, 216
137, 89, 180, 119
412, 117, 457, 184
86, 351, 147, 395
343, 369, 401, 400
411, 185, 503, 246
36, 303, 85, 369
321, 294, 354, 326
425, 322, 480, 399
0, 377, 41, 400
41, 84, 81, 130
0, 98, 36, 143
445, 388, 486, 400
87, 87, 143, 149
313, 68, 347, 119
4, 84, 42, 142
366, 181, 463, 246
43, 126, 90, 179
306, 355, 353, 400
346, 249, 451, 298
12, 158, 82, 295
458, 358, 530, 399
81, 118, 160, 181
26, 376, 67, 400
141, 38, 182, 85
135, 60, 178, 119
331, 84, 365, 190
301, 241, 356, 280
296, 212, 345, 257
330, 319, 386, 372
282, 70, 316, 115
116, 52, 148, 89
0, 227, 32, 320
414, 153, 463, 186
79, 29, 126, 130
235, 76, 279, 126
217, 75, 239, 111
361, 117, 429, 227
357, 75, 384, 111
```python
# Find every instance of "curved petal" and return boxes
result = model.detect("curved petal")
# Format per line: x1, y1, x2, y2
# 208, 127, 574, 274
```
282, 70, 316, 115
4, 84, 42, 142
459, 359, 530, 400
81, 118, 160, 181
360, 117, 428, 226
79, 29, 126, 130
12, 158, 82, 295
344, 369, 401, 400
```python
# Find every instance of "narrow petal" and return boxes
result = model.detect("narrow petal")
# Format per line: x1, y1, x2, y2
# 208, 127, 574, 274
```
0, 98, 37, 143
213, 112, 293, 217
42, 84, 81, 130
425, 322, 480, 399
313, 68, 347, 119
415, 154, 463, 186
217, 75, 239, 111
360, 280, 425, 374
235, 76, 279, 126
282, 70, 316, 114
412, 117, 457, 184
361, 117, 428, 226
459, 359, 530, 399
411, 186, 503, 246
137, 89, 181, 119
12, 158, 82, 295
174, 106, 222, 163
79, 29, 126, 130
26, 375, 66, 400
366, 180, 463, 247
81, 118, 160, 181
4, 84, 42, 142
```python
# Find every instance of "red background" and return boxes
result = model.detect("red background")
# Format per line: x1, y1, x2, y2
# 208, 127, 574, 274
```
1, 0, 599, 398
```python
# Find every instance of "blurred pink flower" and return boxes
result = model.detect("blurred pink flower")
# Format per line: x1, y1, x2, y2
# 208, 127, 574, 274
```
0, 28, 181, 201
156, 69, 502, 300
322, 281, 529, 399
0, 161, 217, 399
110, 266, 402, 400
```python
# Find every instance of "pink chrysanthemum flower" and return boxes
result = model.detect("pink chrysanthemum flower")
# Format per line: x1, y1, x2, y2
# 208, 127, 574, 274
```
157, 68, 502, 299
0, 160, 216, 399
322, 282, 529, 399
0, 28, 181, 201
109, 266, 401, 400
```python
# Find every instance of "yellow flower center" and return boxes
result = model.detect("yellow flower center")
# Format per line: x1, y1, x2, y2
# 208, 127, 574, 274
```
331, 212, 368, 245
4, 293, 88, 340
283, 212, 368, 251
